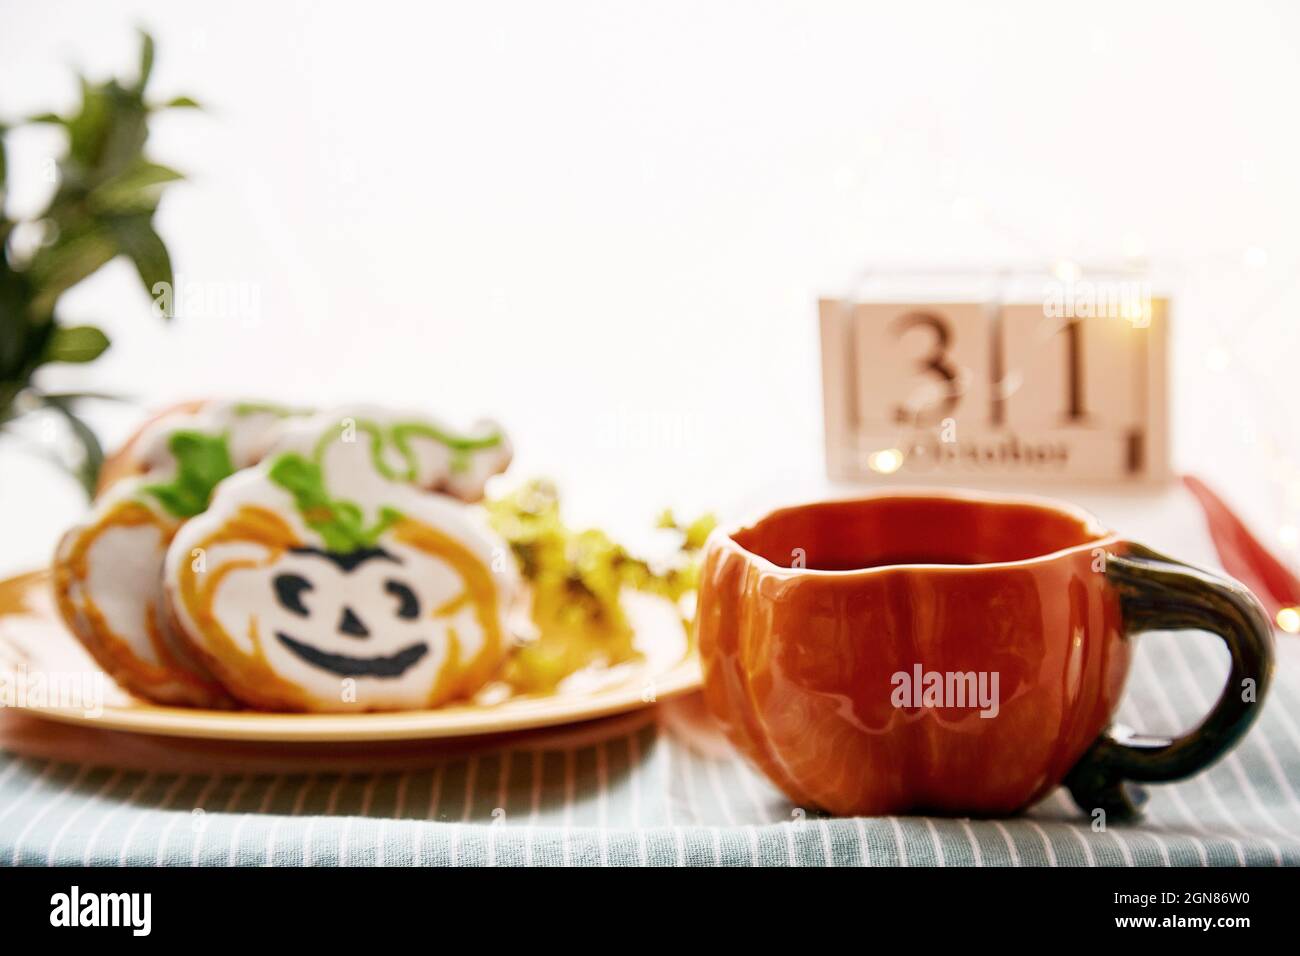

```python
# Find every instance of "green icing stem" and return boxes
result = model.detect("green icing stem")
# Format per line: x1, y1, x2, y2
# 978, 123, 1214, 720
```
141, 430, 236, 518
312, 418, 503, 481
267, 453, 401, 553
230, 401, 311, 418
392, 422, 501, 476
311, 419, 405, 481
391, 421, 502, 453
267, 416, 502, 552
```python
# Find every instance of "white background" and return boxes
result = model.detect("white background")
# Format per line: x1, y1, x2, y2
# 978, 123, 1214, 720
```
2, 0, 1298, 576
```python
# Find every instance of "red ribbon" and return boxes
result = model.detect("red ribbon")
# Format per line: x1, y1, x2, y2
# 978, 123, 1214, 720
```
1182, 474, 1300, 628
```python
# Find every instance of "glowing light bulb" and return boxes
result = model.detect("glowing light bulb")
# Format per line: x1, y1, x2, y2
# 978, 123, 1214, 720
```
867, 448, 904, 474
1120, 299, 1152, 328
1277, 607, 1300, 634
1053, 260, 1082, 283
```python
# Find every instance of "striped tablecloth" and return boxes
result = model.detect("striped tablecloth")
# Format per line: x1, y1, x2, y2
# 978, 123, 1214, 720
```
2, 624, 1299, 867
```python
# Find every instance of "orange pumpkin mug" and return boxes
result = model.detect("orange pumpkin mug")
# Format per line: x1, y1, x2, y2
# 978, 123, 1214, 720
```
697, 490, 1275, 819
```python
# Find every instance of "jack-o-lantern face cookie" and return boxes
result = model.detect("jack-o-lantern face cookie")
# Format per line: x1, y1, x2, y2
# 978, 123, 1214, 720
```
163, 417, 520, 712
52, 478, 236, 708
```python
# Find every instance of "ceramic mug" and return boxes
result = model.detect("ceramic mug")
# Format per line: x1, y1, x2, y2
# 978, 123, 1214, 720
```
697, 489, 1275, 818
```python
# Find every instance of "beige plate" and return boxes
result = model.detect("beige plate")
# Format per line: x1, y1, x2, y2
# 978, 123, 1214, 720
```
0, 570, 702, 742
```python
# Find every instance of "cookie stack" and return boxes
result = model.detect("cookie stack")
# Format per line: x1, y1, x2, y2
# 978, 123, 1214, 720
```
52, 401, 520, 712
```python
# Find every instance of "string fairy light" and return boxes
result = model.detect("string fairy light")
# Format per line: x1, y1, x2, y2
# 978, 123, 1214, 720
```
1277, 607, 1300, 634
867, 448, 904, 475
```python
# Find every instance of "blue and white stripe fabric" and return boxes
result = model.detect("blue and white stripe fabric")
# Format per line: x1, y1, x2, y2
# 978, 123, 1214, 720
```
3, 628, 1299, 866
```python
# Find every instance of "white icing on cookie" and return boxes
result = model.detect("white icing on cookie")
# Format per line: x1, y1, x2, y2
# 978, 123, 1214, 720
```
52, 478, 235, 708
268, 406, 512, 503
162, 415, 520, 712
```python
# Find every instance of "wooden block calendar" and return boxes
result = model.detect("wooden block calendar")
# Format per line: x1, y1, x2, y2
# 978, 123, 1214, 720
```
819, 296, 1170, 484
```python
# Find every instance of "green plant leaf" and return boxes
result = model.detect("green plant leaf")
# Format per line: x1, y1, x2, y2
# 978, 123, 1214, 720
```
0, 275, 49, 389
0, 35, 187, 439
107, 214, 173, 299
41, 394, 105, 497
44, 325, 111, 363
39, 390, 128, 404
89, 160, 184, 214
137, 31, 155, 93
27, 226, 119, 314
96, 94, 149, 185
65, 76, 112, 171
160, 95, 200, 109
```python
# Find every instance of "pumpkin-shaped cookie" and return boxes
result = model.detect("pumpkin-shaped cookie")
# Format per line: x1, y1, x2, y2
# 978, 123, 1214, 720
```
53, 476, 236, 708
163, 415, 520, 712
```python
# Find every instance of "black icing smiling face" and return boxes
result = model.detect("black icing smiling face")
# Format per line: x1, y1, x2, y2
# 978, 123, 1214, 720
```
173, 496, 515, 712
199, 531, 496, 709
270, 547, 432, 678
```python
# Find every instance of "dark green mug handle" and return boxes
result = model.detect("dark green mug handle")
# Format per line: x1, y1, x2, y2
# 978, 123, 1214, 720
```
1064, 543, 1275, 820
